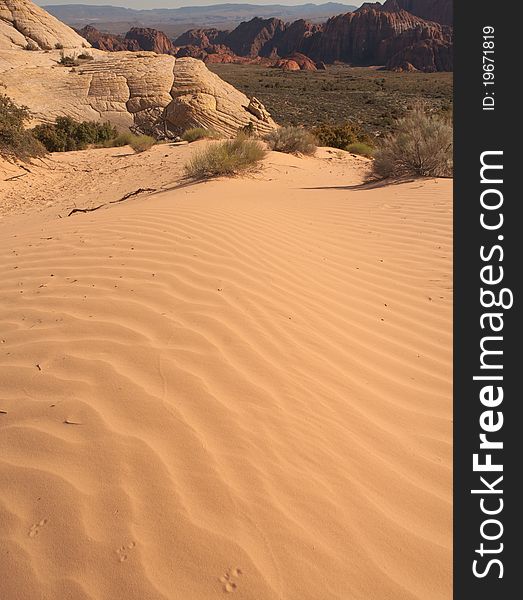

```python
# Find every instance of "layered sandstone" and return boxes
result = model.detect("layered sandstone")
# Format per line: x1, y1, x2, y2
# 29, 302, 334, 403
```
1, 51, 276, 136
0, 0, 88, 49
1, 1, 277, 137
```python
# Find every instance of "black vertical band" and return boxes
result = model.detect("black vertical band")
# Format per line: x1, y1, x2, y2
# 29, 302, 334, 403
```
454, 1, 519, 598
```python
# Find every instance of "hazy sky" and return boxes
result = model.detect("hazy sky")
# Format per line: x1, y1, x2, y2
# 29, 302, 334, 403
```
38, 1, 362, 8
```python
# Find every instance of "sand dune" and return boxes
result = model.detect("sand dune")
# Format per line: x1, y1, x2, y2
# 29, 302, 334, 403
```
0, 146, 452, 599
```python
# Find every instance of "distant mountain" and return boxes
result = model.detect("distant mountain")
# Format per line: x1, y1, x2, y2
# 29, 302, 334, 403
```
81, 2, 452, 73
43, 3, 359, 36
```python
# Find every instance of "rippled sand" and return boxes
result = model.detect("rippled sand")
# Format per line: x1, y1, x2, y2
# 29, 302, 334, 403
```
0, 146, 452, 600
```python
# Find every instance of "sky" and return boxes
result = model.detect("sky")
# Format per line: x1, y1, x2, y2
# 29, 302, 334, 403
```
38, 1, 362, 8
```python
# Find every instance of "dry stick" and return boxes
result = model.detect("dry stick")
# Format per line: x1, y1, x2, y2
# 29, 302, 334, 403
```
4, 172, 28, 181
67, 187, 156, 217
4, 163, 32, 181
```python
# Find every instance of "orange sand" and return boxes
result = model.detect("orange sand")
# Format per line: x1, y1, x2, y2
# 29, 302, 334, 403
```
0, 145, 452, 599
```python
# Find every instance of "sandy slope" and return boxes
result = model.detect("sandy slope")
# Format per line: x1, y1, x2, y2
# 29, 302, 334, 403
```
0, 145, 452, 600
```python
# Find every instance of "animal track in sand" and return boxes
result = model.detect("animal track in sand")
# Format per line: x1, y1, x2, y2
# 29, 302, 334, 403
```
28, 518, 49, 538
116, 541, 136, 563
219, 567, 242, 593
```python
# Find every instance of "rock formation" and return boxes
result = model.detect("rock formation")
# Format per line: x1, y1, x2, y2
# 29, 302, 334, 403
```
80, 25, 176, 54
273, 52, 319, 71
124, 27, 175, 55
306, 3, 452, 69
78, 25, 139, 52
0, 1, 277, 137
383, 0, 453, 26
387, 37, 453, 72
174, 28, 228, 49
225, 17, 287, 58
0, 0, 89, 49
173, 2, 452, 72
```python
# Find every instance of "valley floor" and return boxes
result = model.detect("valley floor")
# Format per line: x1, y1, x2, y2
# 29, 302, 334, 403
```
0, 144, 452, 600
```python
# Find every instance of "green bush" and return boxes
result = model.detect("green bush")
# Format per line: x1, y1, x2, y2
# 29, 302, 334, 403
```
0, 94, 47, 160
313, 122, 370, 150
128, 135, 155, 153
264, 126, 317, 155
32, 117, 117, 152
101, 131, 155, 152
372, 103, 453, 179
185, 134, 266, 179
102, 131, 135, 147
346, 142, 375, 158
182, 127, 221, 143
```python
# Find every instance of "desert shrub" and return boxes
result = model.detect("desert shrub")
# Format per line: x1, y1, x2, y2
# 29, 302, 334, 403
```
77, 52, 94, 61
313, 122, 370, 150
346, 142, 375, 158
128, 134, 155, 153
103, 131, 136, 147
0, 94, 47, 159
32, 117, 117, 152
182, 127, 221, 143
264, 126, 317, 155
372, 103, 453, 178
101, 131, 155, 152
239, 122, 256, 137
59, 51, 79, 66
185, 134, 266, 179
55, 43, 64, 50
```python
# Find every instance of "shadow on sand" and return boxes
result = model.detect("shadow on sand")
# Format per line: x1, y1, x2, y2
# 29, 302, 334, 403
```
300, 177, 417, 192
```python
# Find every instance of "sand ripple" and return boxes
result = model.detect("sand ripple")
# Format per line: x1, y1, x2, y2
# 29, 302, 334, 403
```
0, 152, 452, 599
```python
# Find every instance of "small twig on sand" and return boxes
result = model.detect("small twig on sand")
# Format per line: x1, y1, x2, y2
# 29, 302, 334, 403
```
4, 172, 29, 181
67, 188, 156, 217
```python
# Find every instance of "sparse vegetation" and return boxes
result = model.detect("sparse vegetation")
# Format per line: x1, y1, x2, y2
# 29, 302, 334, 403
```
58, 50, 93, 66
346, 142, 375, 158
313, 122, 370, 150
32, 117, 117, 152
0, 94, 47, 160
128, 134, 155, 153
102, 131, 156, 152
239, 122, 256, 137
185, 134, 266, 179
59, 52, 79, 66
55, 43, 64, 50
31, 119, 157, 153
207, 64, 453, 137
372, 103, 453, 179
182, 127, 221, 143
265, 126, 317, 155
102, 131, 137, 147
